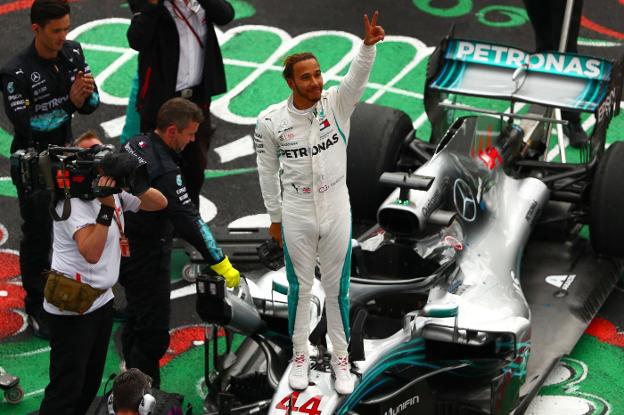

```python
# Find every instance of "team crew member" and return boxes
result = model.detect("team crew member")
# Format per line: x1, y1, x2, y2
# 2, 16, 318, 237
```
110, 369, 155, 415
127, 0, 234, 207
121, 98, 241, 387
39, 132, 166, 415
254, 12, 385, 395
0, 0, 100, 338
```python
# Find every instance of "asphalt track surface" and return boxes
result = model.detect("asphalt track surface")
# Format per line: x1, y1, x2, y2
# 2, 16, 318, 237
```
0, 0, 623, 414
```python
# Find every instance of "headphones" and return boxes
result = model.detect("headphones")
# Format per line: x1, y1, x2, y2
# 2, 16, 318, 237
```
107, 371, 156, 415
107, 393, 156, 415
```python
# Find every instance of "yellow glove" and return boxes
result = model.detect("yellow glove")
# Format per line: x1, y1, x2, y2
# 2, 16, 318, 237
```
211, 256, 240, 288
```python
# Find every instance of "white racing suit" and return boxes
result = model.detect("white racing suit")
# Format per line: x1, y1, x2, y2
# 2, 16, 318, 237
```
254, 43, 376, 355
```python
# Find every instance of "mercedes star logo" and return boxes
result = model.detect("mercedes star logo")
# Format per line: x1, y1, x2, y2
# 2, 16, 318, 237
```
31, 72, 41, 83
453, 178, 477, 222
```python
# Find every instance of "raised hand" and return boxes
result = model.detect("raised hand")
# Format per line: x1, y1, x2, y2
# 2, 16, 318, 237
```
363, 11, 385, 46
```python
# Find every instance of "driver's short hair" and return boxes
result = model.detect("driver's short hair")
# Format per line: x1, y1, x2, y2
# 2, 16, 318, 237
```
282, 52, 318, 80
30, 0, 70, 27
112, 369, 152, 412
156, 97, 204, 132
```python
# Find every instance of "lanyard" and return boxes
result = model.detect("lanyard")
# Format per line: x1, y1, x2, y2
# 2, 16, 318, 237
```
113, 206, 125, 237
171, 0, 205, 49
114, 205, 131, 257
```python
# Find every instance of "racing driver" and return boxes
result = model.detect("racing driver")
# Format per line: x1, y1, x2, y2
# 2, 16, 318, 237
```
254, 11, 385, 395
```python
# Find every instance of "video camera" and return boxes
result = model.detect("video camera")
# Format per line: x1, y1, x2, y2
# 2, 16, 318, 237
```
10, 145, 149, 220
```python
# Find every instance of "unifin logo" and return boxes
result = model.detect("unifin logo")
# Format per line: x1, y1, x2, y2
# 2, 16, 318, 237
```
452, 40, 604, 79
383, 395, 420, 415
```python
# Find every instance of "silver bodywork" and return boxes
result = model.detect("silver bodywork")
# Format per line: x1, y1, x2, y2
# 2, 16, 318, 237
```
256, 115, 551, 414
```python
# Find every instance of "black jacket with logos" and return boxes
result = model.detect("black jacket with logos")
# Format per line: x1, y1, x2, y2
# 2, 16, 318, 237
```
121, 132, 224, 265
0, 41, 100, 152
127, 0, 234, 124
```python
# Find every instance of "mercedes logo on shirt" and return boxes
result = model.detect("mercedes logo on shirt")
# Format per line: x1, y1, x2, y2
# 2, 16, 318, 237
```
453, 178, 477, 222
31, 72, 41, 83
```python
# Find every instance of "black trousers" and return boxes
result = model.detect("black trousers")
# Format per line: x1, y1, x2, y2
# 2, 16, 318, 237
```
140, 96, 213, 208
523, 0, 584, 124
39, 300, 114, 415
119, 240, 172, 388
17, 189, 52, 316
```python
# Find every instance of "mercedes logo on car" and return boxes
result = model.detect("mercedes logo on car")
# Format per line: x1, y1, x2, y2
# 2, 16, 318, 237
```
453, 178, 477, 222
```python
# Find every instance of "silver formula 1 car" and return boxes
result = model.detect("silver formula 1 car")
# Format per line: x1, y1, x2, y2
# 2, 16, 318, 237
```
195, 36, 624, 415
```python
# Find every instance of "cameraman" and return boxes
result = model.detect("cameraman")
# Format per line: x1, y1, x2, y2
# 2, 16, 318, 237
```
121, 98, 240, 387
0, 0, 100, 338
38, 132, 167, 415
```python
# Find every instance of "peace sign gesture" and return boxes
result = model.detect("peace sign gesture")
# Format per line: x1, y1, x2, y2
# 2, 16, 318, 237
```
363, 11, 385, 46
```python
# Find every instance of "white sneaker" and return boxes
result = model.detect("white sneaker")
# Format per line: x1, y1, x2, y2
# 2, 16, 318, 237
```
332, 354, 354, 395
288, 351, 310, 390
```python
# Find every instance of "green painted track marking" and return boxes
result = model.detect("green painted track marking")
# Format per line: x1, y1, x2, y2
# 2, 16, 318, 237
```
537, 336, 622, 413
221, 30, 282, 63
413, 0, 473, 18
100, 58, 138, 98
82, 49, 123, 80
222, 65, 255, 98
204, 167, 257, 179
0, 178, 17, 198
229, 70, 289, 117
230, 0, 256, 20
0, 126, 12, 158
74, 22, 130, 47
476, 6, 529, 28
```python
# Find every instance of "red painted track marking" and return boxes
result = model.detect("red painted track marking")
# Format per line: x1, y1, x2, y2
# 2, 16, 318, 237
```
0, 250, 25, 339
0, 0, 79, 16
585, 316, 624, 347
0, 0, 34, 16
581, 16, 624, 40
160, 326, 225, 367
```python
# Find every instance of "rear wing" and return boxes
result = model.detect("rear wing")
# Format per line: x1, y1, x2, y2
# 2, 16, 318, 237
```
424, 37, 624, 148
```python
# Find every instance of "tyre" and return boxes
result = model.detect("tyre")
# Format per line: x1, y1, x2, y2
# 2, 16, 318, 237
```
589, 141, 624, 257
347, 103, 413, 222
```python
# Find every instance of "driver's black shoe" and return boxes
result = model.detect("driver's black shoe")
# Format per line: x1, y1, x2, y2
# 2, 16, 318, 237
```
27, 310, 50, 339
563, 122, 589, 148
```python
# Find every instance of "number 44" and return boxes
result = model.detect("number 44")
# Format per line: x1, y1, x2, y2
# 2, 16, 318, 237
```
276, 391, 323, 415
